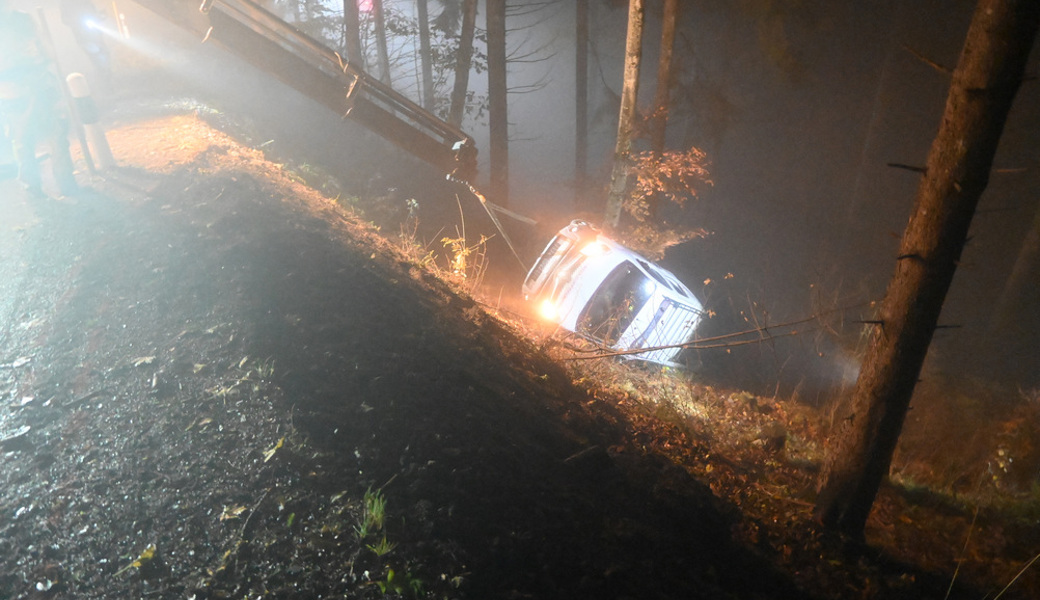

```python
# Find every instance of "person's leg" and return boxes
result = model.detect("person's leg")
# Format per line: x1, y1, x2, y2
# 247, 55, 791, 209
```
47, 116, 79, 196
10, 111, 43, 195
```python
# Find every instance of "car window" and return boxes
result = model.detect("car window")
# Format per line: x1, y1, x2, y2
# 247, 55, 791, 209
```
577, 261, 652, 346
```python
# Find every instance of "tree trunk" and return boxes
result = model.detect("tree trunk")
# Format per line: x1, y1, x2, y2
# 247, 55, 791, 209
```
645, 0, 678, 221
342, 0, 363, 67
448, 0, 477, 127
814, 0, 1040, 538
650, 0, 677, 154
575, 0, 589, 210
487, 0, 509, 206
416, 0, 435, 111
989, 197, 1040, 338
604, 0, 645, 230
372, 0, 392, 84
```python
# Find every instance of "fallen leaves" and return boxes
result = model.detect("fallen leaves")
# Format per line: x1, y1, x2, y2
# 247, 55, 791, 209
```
220, 505, 247, 521
132, 356, 156, 367
263, 437, 285, 463
115, 544, 157, 576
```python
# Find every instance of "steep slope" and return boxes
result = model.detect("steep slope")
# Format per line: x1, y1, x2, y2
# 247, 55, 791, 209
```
0, 111, 799, 599
3, 108, 1035, 600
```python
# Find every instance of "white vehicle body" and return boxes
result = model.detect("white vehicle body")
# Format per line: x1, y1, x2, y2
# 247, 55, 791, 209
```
523, 220, 704, 366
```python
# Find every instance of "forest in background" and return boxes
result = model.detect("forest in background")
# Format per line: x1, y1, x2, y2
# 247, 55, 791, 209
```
233, 0, 1040, 400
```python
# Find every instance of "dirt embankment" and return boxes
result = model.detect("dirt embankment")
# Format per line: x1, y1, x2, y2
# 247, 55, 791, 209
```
0, 112, 798, 599
1, 110, 1036, 600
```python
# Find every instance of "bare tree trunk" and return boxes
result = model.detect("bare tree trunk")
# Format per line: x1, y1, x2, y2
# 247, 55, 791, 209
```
448, 0, 477, 127
487, 0, 509, 206
575, 0, 589, 210
604, 0, 645, 230
814, 0, 1039, 538
645, 0, 678, 221
416, 0, 435, 111
372, 0, 391, 84
990, 197, 1040, 337
650, 0, 677, 154
342, 0, 363, 67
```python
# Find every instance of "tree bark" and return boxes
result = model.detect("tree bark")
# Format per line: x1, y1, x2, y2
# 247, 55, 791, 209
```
448, 0, 477, 127
342, 0, 363, 67
645, 0, 678, 221
416, 0, 435, 111
372, 0, 391, 84
604, 0, 645, 230
575, 0, 589, 210
487, 0, 509, 206
814, 0, 1040, 538
650, 0, 677, 154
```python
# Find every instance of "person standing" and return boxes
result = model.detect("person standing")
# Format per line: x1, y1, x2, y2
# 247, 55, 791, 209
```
0, 0, 79, 197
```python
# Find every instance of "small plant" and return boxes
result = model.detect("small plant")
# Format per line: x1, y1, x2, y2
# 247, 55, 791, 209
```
376, 568, 424, 598
251, 357, 276, 380
442, 233, 489, 277
354, 487, 387, 540
355, 519, 370, 540
441, 232, 490, 291
396, 210, 438, 269
437, 194, 491, 291
366, 535, 397, 557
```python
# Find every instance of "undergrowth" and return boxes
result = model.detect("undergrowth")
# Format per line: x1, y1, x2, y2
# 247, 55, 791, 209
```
332, 148, 1040, 598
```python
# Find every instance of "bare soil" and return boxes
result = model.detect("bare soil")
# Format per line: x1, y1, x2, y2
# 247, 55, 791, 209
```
1, 109, 1037, 600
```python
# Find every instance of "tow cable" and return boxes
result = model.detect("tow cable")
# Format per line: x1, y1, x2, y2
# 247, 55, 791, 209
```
447, 174, 535, 273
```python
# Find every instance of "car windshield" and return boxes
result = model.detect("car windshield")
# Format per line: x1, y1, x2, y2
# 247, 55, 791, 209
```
577, 261, 652, 346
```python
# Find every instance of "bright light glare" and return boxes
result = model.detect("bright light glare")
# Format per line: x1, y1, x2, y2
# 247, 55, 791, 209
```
358, 0, 374, 13
77, 17, 119, 40
579, 242, 608, 257
538, 299, 559, 322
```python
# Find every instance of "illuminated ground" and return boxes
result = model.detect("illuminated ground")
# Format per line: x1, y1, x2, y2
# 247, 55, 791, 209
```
0, 112, 763, 599
0, 109, 1036, 599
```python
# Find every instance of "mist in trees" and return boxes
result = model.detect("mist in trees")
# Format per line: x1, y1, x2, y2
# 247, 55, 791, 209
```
255, 0, 1040, 407
813, 0, 1039, 538
271, 0, 491, 125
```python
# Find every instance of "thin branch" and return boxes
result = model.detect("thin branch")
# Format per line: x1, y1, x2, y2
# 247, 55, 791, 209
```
944, 506, 979, 600
559, 302, 877, 361
887, 162, 927, 173
993, 550, 1040, 600
903, 44, 952, 75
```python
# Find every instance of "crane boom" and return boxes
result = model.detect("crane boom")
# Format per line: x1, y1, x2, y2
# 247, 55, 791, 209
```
131, 0, 477, 181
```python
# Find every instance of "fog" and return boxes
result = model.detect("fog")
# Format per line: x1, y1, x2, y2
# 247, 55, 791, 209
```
27, 0, 1040, 399
497, 1, 1040, 398
469, 0, 1040, 398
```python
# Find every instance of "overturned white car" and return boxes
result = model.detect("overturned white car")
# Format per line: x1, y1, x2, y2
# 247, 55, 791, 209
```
523, 220, 705, 367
